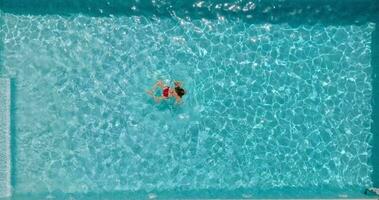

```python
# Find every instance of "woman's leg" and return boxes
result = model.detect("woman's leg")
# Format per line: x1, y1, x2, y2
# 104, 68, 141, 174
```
146, 80, 166, 100
152, 80, 165, 91
147, 80, 164, 93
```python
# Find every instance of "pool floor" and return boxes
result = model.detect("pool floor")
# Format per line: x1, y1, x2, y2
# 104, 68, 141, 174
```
0, 10, 377, 199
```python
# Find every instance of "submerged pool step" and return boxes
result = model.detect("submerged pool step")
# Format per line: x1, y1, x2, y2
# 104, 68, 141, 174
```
0, 78, 11, 198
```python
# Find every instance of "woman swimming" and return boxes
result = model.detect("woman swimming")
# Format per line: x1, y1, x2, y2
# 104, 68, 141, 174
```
146, 80, 186, 104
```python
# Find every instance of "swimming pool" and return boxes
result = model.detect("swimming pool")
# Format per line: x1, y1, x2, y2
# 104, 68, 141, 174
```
0, 0, 379, 199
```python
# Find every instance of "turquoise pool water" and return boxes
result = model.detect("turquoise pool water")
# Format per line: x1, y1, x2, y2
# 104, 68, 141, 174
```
0, 0, 378, 199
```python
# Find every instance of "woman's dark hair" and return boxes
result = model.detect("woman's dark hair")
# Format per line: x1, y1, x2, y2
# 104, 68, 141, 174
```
175, 87, 186, 98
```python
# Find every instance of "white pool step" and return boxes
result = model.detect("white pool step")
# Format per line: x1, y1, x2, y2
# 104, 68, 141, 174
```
0, 78, 11, 198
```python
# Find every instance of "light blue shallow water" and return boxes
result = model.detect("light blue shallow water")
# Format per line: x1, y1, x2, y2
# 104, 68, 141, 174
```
0, 12, 375, 198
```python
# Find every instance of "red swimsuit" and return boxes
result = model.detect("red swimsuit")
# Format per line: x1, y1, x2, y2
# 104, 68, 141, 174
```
163, 87, 170, 97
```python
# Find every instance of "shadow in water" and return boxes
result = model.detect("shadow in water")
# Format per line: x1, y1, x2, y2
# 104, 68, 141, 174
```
1, 0, 379, 26
9, 79, 17, 192
6, 185, 371, 200
0, 11, 4, 75
371, 20, 379, 188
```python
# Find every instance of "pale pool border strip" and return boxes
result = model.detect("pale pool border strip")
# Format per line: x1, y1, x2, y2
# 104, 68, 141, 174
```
0, 78, 11, 198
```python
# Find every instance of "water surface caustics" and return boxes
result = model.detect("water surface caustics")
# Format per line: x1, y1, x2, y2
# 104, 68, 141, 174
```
0, 13, 375, 196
